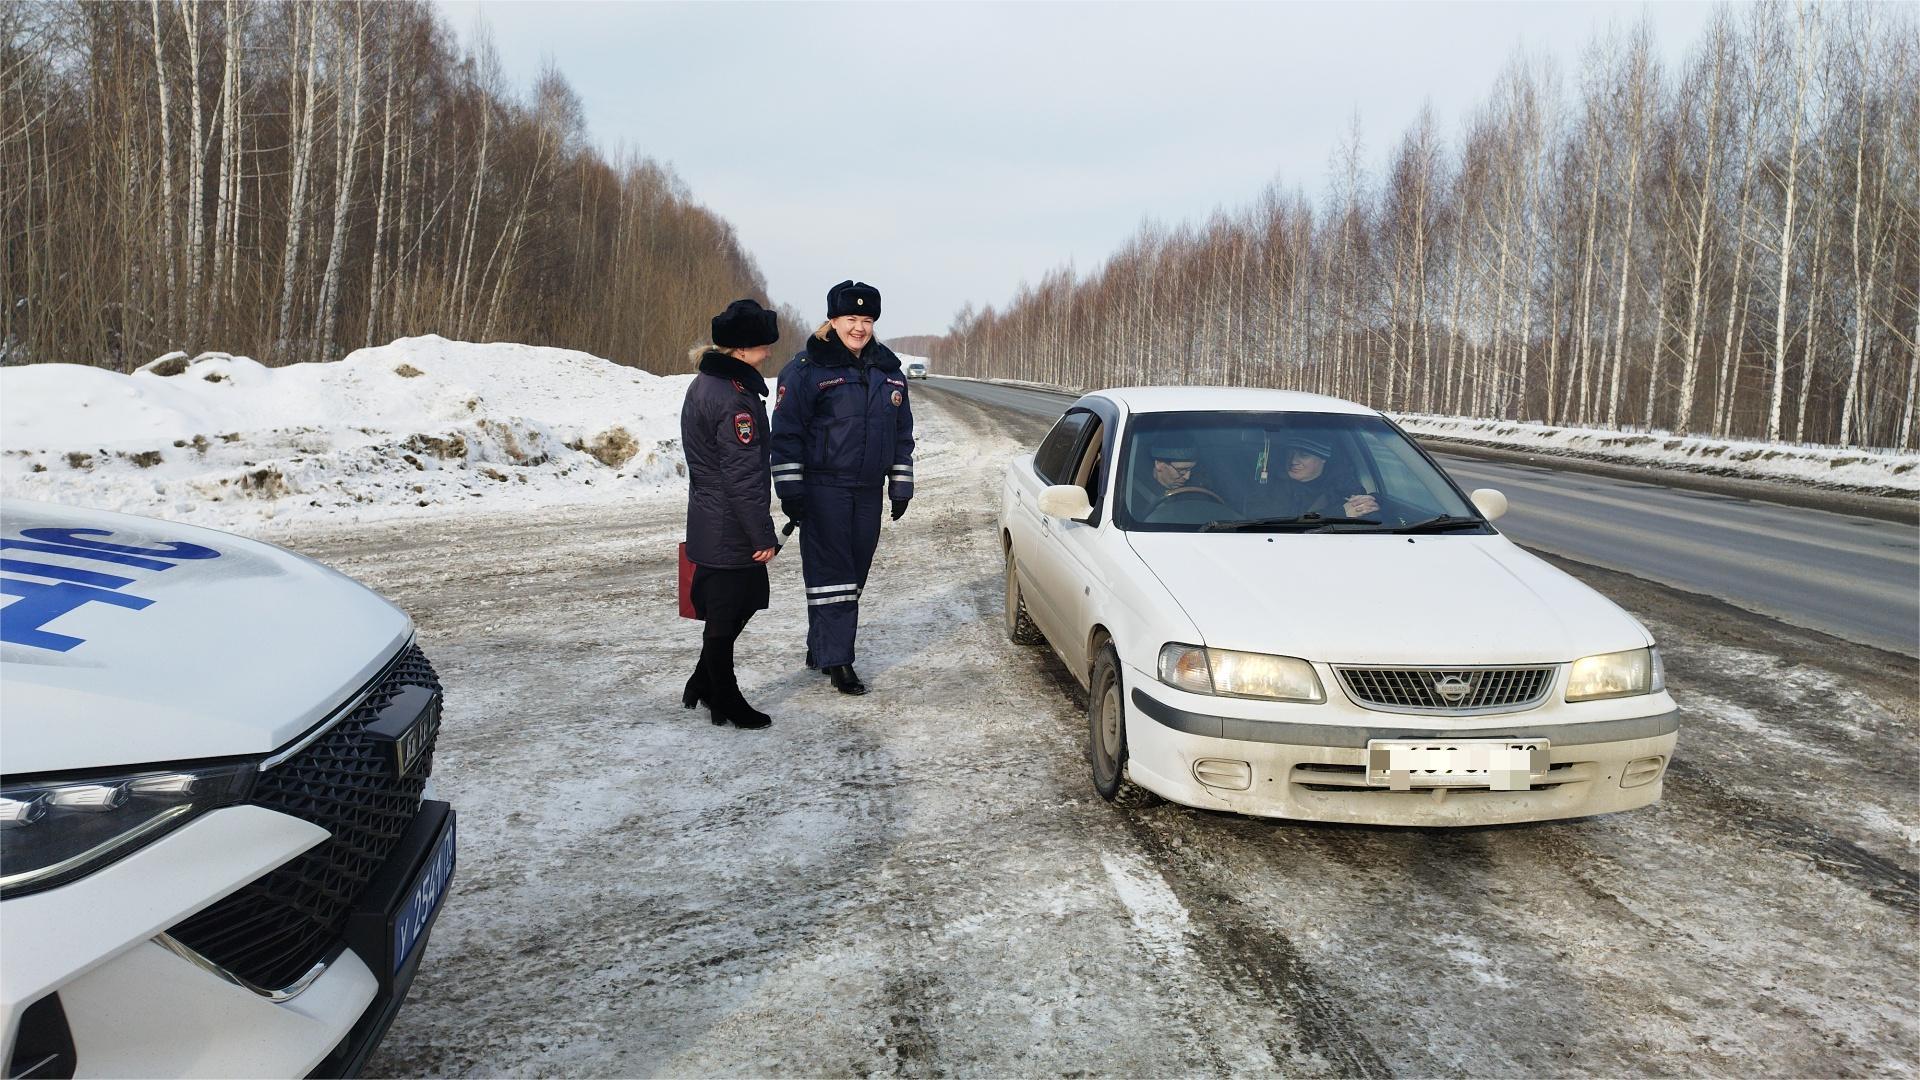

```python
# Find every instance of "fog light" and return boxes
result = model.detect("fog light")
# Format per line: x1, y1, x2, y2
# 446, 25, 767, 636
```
1193, 759, 1252, 790
1621, 755, 1666, 789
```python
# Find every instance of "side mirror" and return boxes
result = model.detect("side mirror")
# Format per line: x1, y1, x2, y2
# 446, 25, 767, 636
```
1470, 488, 1508, 521
1038, 484, 1094, 521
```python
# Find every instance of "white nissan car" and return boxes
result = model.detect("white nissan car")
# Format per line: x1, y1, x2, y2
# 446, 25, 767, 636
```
1001, 388, 1678, 826
1, 500, 454, 1077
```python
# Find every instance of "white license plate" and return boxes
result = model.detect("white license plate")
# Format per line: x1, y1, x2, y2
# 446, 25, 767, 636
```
1366, 738, 1550, 791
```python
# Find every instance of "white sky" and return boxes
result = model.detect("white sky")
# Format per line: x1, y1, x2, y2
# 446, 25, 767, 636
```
439, 1, 1718, 338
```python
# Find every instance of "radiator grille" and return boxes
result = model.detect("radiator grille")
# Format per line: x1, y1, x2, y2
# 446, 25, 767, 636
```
1335, 665, 1555, 715
168, 644, 442, 991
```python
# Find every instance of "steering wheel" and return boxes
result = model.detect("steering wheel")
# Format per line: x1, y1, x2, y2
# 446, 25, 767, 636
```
1145, 486, 1227, 516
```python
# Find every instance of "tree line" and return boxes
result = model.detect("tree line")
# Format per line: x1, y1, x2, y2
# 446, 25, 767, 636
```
933, 4, 1919, 449
0, 1, 798, 375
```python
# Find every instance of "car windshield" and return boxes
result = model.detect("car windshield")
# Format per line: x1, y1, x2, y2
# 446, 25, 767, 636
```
1114, 411, 1485, 533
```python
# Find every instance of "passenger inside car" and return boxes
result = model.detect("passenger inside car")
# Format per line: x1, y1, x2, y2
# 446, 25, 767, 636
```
1243, 434, 1379, 519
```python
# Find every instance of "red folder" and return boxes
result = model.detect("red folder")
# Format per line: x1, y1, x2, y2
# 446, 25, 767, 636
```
677, 542, 697, 619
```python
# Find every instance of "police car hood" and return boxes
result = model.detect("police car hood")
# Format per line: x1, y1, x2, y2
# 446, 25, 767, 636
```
1126, 531, 1650, 665
2, 500, 413, 775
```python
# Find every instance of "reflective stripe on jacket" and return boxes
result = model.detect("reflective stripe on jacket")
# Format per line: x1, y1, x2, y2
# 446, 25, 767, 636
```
769, 332, 915, 500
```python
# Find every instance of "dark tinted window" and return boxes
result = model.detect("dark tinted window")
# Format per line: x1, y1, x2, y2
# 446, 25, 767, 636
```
1033, 411, 1093, 484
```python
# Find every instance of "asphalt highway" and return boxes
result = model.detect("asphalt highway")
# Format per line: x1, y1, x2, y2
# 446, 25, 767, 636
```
921, 377, 1920, 657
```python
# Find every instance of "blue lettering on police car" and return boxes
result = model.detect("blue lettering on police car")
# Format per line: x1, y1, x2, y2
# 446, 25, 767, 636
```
0, 528, 222, 652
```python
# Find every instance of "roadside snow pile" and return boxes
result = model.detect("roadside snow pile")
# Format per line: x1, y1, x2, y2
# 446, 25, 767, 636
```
1391, 413, 1919, 494
0, 335, 696, 528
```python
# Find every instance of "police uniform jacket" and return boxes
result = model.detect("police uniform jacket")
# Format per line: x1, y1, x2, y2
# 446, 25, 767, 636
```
682, 350, 777, 568
770, 331, 915, 501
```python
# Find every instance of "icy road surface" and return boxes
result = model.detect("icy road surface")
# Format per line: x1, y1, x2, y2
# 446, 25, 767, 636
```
262, 391, 1918, 1077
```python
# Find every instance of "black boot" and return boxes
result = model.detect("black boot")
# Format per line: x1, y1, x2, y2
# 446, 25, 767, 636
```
827, 664, 868, 696
704, 618, 771, 729
681, 657, 709, 711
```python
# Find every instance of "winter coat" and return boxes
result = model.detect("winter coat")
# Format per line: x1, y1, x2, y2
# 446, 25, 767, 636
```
682, 350, 777, 568
769, 330, 915, 501
1248, 469, 1368, 518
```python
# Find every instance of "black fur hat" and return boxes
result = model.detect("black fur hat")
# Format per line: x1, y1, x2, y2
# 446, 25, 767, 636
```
712, 299, 780, 348
826, 280, 881, 320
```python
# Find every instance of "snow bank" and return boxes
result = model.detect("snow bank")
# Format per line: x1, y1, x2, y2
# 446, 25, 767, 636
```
0, 336, 698, 528
1390, 413, 1920, 494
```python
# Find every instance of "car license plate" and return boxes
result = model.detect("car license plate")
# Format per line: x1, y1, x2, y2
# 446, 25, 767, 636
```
392, 813, 455, 975
1366, 738, 1549, 791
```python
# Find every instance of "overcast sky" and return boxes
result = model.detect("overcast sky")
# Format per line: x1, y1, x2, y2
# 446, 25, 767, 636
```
439, 1, 1717, 338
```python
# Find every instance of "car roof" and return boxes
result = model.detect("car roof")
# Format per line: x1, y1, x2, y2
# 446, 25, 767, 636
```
1082, 386, 1380, 417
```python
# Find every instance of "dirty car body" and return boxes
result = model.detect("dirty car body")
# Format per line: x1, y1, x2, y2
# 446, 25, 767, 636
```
999, 387, 1678, 826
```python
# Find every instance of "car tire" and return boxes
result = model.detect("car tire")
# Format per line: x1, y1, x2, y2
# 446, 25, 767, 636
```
1089, 643, 1157, 806
1004, 550, 1044, 646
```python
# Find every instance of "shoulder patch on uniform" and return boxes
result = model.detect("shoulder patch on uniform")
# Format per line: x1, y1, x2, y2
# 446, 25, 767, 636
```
777, 384, 788, 404
731, 379, 746, 394
734, 411, 755, 445
890, 389, 903, 407
818, 376, 847, 389
886, 378, 906, 388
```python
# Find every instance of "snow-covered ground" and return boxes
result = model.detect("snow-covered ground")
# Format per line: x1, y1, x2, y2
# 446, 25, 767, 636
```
1, 342, 1911, 1074
0, 336, 696, 527
1392, 412, 1919, 494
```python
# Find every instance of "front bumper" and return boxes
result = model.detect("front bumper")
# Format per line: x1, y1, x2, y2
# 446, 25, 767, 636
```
1, 800, 453, 1078
1126, 682, 1679, 826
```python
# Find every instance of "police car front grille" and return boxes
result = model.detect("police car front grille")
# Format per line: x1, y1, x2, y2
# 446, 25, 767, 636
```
168, 644, 442, 992
1335, 665, 1556, 715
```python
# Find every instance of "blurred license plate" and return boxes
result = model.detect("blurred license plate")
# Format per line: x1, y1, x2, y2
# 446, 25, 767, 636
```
1367, 739, 1549, 791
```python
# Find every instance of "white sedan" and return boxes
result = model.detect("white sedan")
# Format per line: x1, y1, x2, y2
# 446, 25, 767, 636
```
1000, 387, 1677, 826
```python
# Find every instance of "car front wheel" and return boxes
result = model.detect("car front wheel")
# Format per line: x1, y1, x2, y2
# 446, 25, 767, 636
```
1089, 643, 1156, 806
1004, 549, 1044, 645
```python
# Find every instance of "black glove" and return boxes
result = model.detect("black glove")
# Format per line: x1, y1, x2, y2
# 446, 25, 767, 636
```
781, 498, 805, 525
890, 498, 910, 521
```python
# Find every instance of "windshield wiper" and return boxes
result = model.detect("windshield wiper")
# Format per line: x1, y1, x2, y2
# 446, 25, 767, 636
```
1201, 514, 1380, 533
1394, 514, 1486, 534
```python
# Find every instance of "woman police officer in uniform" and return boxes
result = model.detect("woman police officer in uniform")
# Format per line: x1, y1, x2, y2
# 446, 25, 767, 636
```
680, 299, 782, 729
770, 280, 915, 696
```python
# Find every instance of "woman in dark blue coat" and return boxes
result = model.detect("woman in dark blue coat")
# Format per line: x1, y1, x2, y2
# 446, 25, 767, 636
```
680, 299, 781, 729
769, 280, 915, 695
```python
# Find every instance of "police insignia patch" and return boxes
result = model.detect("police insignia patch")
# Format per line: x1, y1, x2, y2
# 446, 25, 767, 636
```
777, 384, 787, 404
890, 389, 903, 407
734, 412, 754, 444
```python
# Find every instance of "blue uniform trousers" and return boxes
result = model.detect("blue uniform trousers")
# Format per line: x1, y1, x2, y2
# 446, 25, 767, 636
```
800, 483, 884, 668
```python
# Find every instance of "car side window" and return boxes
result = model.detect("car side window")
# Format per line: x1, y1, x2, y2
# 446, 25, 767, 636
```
1033, 412, 1093, 485
1069, 419, 1105, 513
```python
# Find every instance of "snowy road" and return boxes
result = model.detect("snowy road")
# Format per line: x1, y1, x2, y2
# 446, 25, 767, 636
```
265, 390, 1916, 1077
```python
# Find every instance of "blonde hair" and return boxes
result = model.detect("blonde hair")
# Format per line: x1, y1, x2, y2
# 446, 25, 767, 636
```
690, 342, 761, 368
814, 322, 832, 341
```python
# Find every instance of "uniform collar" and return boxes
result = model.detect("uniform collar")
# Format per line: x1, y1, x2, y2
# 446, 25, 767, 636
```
698, 350, 768, 397
811, 330, 901, 373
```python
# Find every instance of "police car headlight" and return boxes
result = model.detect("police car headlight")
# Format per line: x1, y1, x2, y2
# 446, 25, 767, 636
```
0, 765, 254, 897
1566, 646, 1664, 702
1158, 644, 1325, 703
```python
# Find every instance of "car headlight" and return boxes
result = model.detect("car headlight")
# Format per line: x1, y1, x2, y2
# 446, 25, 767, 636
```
1566, 646, 1664, 702
1158, 643, 1325, 703
0, 764, 254, 897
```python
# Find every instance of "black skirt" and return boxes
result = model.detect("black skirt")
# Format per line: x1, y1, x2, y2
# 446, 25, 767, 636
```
690, 563, 770, 622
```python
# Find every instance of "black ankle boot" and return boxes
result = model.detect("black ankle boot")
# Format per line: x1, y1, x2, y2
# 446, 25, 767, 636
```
709, 676, 771, 730
682, 660, 710, 710
827, 664, 868, 696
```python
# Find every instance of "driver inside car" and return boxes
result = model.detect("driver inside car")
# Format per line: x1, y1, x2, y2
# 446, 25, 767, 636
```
1132, 440, 1233, 523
